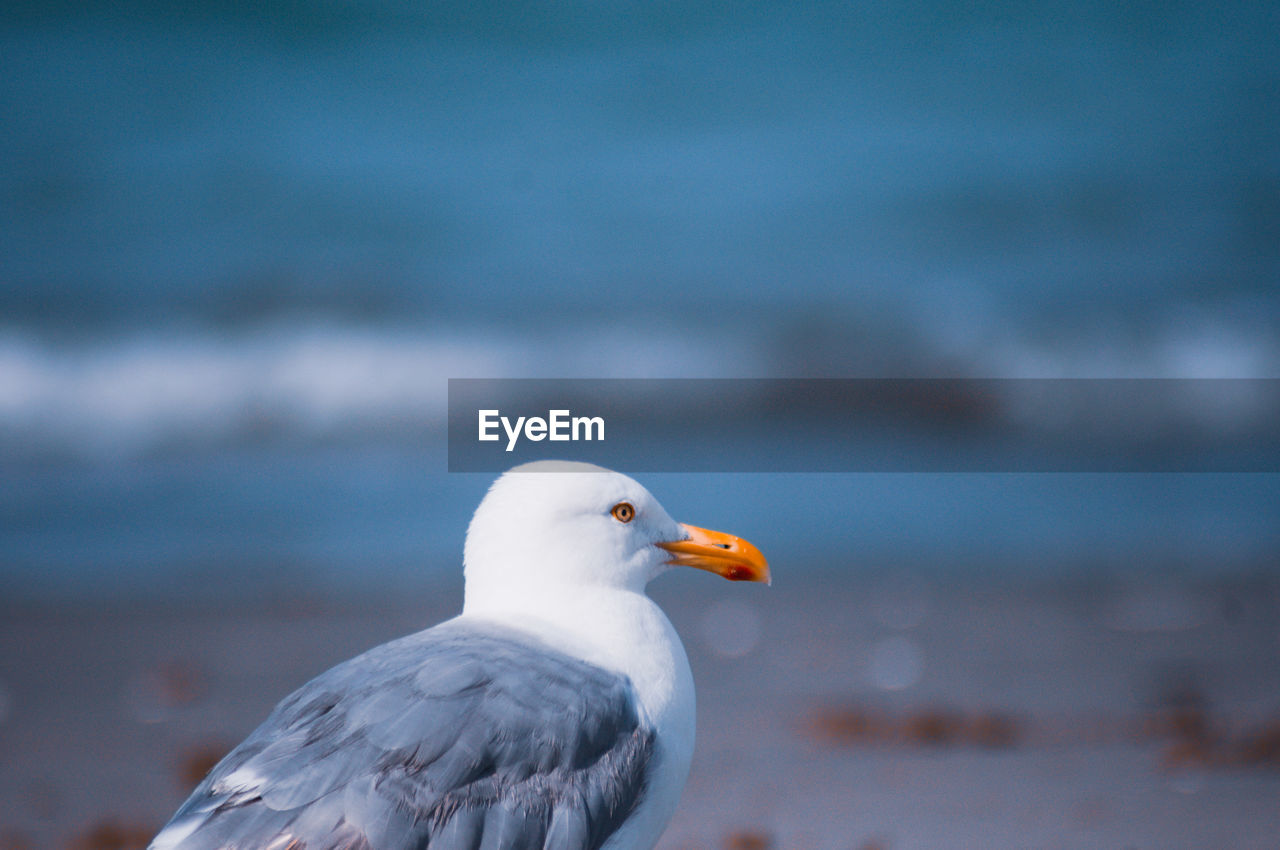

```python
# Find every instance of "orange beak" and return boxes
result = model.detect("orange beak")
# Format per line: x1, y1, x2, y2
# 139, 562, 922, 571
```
657, 523, 770, 584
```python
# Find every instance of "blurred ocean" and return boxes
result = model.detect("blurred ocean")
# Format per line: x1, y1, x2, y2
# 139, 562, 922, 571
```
1, 1, 1277, 600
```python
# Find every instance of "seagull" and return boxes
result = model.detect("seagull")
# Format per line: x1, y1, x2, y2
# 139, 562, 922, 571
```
150, 461, 769, 850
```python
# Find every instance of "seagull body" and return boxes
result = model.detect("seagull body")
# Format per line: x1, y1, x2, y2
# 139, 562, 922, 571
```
150, 462, 769, 850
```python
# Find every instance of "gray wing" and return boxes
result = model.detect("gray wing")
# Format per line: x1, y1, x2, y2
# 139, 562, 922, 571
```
150, 622, 656, 850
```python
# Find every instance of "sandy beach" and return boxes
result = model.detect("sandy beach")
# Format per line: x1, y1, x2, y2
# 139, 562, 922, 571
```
2, 569, 1278, 850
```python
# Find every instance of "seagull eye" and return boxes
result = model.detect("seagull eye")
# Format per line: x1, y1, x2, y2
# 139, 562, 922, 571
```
610, 502, 635, 523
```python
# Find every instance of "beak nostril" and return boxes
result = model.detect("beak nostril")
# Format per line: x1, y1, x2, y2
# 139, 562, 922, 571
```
713, 543, 731, 549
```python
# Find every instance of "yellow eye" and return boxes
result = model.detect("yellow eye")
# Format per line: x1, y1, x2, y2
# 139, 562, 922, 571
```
611, 502, 635, 523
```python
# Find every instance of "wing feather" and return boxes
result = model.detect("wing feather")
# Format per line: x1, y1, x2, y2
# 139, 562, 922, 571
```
149, 621, 655, 850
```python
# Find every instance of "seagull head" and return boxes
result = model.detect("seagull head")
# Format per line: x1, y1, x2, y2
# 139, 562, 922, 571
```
462, 461, 768, 608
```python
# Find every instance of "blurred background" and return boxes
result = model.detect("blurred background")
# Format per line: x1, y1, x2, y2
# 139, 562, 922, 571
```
1, 1, 1278, 847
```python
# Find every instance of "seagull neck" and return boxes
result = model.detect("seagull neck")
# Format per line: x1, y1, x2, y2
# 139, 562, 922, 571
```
461, 582, 692, 721
462, 581, 659, 658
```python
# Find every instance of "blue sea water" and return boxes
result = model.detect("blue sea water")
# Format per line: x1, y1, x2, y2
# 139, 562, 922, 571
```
1, 1, 1277, 600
